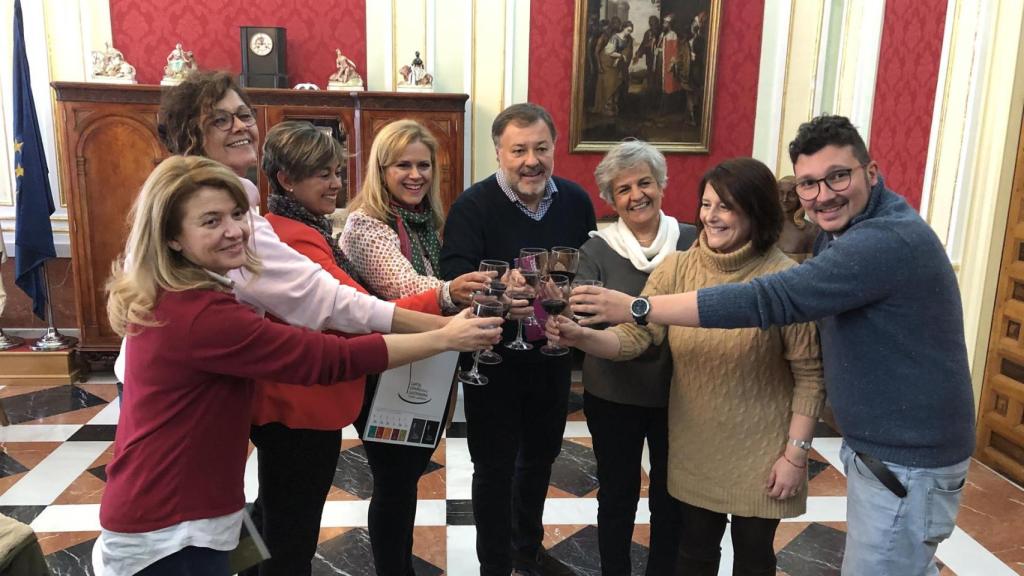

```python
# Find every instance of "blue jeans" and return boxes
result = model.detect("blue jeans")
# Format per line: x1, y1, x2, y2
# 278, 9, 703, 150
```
840, 442, 969, 576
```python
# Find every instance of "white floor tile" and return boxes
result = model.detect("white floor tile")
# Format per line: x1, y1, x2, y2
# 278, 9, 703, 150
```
0, 424, 81, 442
563, 421, 591, 438
937, 527, 1019, 576
30, 503, 102, 532
785, 496, 847, 523
413, 499, 447, 526
540, 497, 599, 525
0, 441, 109, 505
83, 372, 119, 385
319, 500, 370, 527
812, 437, 845, 473
446, 526, 480, 576
87, 398, 120, 425
445, 438, 473, 500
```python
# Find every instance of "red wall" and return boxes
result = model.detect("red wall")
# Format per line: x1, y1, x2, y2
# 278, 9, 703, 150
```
529, 0, 765, 222
869, 0, 948, 209
110, 0, 366, 88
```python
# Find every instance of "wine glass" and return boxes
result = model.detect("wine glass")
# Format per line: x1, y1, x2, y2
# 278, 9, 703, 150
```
479, 259, 509, 281
570, 279, 603, 322
548, 247, 580, 284
475, 284, 507, 365
458, 298, 505, 386
539, 274, 571, 356
518, 248, 548, 328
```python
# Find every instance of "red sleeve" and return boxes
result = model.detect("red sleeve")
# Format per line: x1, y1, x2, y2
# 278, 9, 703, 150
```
187, 292, 388, 385
394, 288, 442, 315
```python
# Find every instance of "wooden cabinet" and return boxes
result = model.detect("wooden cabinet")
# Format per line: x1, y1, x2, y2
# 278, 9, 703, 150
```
52, 83, 468, 351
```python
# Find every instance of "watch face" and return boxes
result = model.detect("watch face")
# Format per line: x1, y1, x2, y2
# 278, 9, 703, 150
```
249, 33, 273, 57
631, 298, 650, 316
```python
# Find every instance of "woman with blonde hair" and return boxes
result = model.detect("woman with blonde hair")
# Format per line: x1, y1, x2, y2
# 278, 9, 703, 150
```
341, 119, 492, 575
96, 156, 501, 576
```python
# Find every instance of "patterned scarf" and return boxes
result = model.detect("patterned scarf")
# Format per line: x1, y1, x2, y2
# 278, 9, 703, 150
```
268, 193, 363, 283
389, 200, 441, 277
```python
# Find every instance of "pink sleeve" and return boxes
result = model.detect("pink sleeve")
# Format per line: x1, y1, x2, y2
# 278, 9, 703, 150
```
227, 179, 395, 334
340, 210, 444, 299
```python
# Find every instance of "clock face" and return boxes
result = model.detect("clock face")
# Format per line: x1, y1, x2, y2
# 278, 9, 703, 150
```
249, 33, 273, 57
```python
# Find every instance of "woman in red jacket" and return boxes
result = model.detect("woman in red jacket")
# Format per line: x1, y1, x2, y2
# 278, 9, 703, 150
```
247, 121, 493, 575
97, 156, 501, 576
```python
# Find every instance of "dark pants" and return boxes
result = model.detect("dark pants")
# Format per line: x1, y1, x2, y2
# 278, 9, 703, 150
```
245, 423, 342, 576
583, 392, 680, 576
137, 546, 229, 575
352, 374, 442, 576
674, 499, 781, 576
465, 354, 572, 576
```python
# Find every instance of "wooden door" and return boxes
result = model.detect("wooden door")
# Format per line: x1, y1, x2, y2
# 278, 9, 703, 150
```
976, 112, 1024, 486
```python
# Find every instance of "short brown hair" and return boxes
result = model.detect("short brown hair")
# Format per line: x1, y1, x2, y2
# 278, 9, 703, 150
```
491, 103, 557, 146
696, 157, 783, 254
158, 70, 253, 157
262, 121, 345, 196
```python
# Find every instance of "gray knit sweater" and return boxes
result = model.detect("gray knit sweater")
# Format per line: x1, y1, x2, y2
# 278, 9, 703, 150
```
577, 223, 697, 407
698, 177, 975, 468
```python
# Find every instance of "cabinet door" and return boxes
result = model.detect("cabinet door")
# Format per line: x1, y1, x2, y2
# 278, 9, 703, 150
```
359, 110, 464, 214
61, 102, 165, 350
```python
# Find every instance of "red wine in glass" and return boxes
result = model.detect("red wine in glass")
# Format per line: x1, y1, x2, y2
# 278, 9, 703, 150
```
541, 298, 567, 316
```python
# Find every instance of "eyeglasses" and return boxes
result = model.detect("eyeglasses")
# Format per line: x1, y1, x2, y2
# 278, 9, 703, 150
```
793, 164, 866, 201
206, 108, 256, 132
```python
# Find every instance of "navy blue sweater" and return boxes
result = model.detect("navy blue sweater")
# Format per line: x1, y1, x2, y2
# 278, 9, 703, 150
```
698, 178, 975, 468
440, 174, 597, 354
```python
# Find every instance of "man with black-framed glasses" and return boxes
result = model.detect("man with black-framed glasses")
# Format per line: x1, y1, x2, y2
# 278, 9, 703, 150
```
560, 114, 974, 575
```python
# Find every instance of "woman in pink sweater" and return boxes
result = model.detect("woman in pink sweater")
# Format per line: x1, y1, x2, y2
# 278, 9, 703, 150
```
96, 156, 501, 576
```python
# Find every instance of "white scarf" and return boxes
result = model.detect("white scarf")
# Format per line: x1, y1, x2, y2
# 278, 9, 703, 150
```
590, 211, 680, 273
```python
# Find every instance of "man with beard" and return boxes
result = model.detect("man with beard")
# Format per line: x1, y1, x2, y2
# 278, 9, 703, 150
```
441, 103, 596, 576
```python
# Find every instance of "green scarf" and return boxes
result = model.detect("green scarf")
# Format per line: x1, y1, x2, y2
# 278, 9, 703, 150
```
390, 201, 441, 277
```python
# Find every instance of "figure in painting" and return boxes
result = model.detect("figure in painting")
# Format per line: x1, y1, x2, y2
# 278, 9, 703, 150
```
591, 21, 634, 116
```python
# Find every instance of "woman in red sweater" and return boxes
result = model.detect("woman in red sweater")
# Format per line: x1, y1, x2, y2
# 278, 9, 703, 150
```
97, 156, 501, 576
246, 121, 492, 575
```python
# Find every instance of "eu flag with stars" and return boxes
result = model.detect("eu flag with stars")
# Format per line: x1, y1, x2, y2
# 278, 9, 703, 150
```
13, 0, 57, 320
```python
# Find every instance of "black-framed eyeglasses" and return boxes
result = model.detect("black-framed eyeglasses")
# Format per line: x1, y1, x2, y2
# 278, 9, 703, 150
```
794, 164, 867, 201
206, 108, 256, 132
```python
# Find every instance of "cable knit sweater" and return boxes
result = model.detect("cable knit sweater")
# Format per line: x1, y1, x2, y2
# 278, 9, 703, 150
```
611, 235, 825, 519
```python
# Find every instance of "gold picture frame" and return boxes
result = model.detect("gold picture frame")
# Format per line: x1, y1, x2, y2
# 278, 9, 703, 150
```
569, 0, 721, 153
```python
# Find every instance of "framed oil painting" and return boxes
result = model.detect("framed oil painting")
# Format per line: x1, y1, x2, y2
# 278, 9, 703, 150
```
569, 0, 721, 153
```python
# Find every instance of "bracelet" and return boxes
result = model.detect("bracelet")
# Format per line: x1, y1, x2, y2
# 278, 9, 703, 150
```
782, 454, 806, 469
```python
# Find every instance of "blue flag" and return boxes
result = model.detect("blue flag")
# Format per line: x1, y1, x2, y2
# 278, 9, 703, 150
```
13, 0, 56, 320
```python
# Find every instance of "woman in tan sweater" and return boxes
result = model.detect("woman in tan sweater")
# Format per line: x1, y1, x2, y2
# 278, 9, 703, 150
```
553, 157, 825, 576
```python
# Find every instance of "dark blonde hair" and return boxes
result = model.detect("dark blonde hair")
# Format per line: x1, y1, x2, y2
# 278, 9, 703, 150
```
158, 70, 253, 157
347, 119, 443, 229
106, 156, 260, 336
262, 121, 345, 196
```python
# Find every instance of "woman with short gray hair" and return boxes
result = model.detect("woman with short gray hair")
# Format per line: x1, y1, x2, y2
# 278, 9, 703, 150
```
575, 139, 696, 575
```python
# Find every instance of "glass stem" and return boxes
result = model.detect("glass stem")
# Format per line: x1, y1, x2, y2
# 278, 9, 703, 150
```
469, 350, 482, 376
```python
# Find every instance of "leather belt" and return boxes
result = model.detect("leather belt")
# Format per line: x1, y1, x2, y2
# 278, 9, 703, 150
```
856, 451, 907, 498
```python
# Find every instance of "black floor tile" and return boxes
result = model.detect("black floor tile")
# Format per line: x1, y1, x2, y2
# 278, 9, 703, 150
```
547, 524, 649, 576
807, 457, 831, 482
777, 522, 845, 576
3, 385, 108, 424
0, 451, 29, 479
549, 439, 599, 497
67, 425, 117, 442
45, 537, 96, 576
312, 527, 442, 576
87, 464, 107, 483
446, 499, 475, 525
0, 505, 47, 524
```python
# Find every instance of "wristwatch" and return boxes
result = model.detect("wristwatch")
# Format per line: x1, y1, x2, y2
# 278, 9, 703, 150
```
789, 437, 812, 451
630, 296, 651, 326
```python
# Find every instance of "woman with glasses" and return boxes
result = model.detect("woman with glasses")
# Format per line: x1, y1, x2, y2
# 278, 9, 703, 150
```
340, 119, 493, 575
776, 175, 819, 263
552, 157, 825, 575
574, 140, 696, 575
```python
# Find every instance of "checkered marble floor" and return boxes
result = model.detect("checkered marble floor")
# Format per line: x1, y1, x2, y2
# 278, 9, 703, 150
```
1, 372, 1022, 575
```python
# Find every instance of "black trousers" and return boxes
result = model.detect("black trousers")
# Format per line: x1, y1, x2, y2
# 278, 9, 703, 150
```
583, 391, 680, 576
674, 499, 781, 576
245, 423, 342, 576
138, 546, 229, 575
464, 354, 572, 576
351, 374, 443, 576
